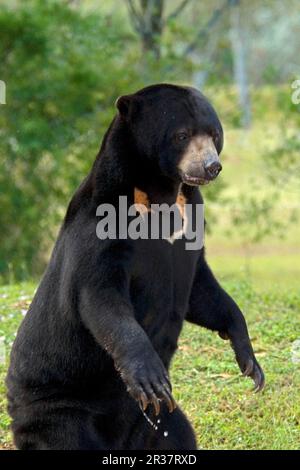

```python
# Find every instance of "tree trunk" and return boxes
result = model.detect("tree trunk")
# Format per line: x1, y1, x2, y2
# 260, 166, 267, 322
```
140, 0, 164, 59
230, 0, 251, 128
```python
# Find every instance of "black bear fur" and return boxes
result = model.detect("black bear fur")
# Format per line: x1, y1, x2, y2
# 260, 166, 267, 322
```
6, 84, 264, 450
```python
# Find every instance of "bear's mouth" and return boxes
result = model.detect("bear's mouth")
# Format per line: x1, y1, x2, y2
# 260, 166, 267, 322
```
180, 172, 210, 186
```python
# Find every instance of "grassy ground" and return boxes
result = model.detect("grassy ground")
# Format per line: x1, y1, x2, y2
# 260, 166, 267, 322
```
0, 277, 299, 450
173, 278, 300, 450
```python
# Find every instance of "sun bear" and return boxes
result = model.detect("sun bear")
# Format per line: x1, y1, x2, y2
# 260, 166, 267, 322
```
6, 84, 264, 450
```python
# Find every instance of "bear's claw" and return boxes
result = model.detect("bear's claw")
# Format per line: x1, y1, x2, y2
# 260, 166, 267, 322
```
122, 356, 177, 415
138, 379, 176, 415
242, 358, 265, 392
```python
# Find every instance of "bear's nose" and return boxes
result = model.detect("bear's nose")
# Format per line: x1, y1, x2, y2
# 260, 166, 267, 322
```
204, 160, 222, 180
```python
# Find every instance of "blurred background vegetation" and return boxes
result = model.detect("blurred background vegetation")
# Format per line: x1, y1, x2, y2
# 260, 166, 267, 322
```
0, 0, 299, 285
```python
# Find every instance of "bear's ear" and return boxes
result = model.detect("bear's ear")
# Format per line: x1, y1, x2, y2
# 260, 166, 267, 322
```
115, 94, 138, 119
115, 95, 132, 116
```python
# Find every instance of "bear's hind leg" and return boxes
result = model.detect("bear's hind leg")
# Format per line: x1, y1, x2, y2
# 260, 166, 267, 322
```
13, 408, 108, 450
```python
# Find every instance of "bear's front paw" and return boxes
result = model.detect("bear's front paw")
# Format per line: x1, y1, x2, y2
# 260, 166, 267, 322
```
118, 355, 176, 415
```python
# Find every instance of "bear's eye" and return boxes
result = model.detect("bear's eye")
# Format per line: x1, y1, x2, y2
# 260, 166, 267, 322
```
176, 131, 189, 142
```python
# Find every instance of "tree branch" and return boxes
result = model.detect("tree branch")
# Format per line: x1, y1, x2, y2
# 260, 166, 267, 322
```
125, 0, 144, 34
184, 0, 231, 56
166, 0, 191, 22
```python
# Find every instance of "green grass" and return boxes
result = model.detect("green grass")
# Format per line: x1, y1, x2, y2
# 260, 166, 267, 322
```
0, 282, 36, 449
172, 278, 300, 450
0, 277, 299, 450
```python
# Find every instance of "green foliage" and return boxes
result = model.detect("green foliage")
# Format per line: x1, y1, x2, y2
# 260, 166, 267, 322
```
237, 88, 300, 244
266, 89, 300, 180
0, 0, 219, 280
0, 1, 299, 280
0, 0, 138, 279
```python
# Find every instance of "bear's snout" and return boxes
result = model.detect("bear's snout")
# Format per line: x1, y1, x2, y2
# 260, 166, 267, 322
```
178, 134, 222, 186
204, 158, 222, 180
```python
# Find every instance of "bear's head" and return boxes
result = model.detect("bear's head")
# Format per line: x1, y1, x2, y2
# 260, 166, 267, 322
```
116, 84, 223, 186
